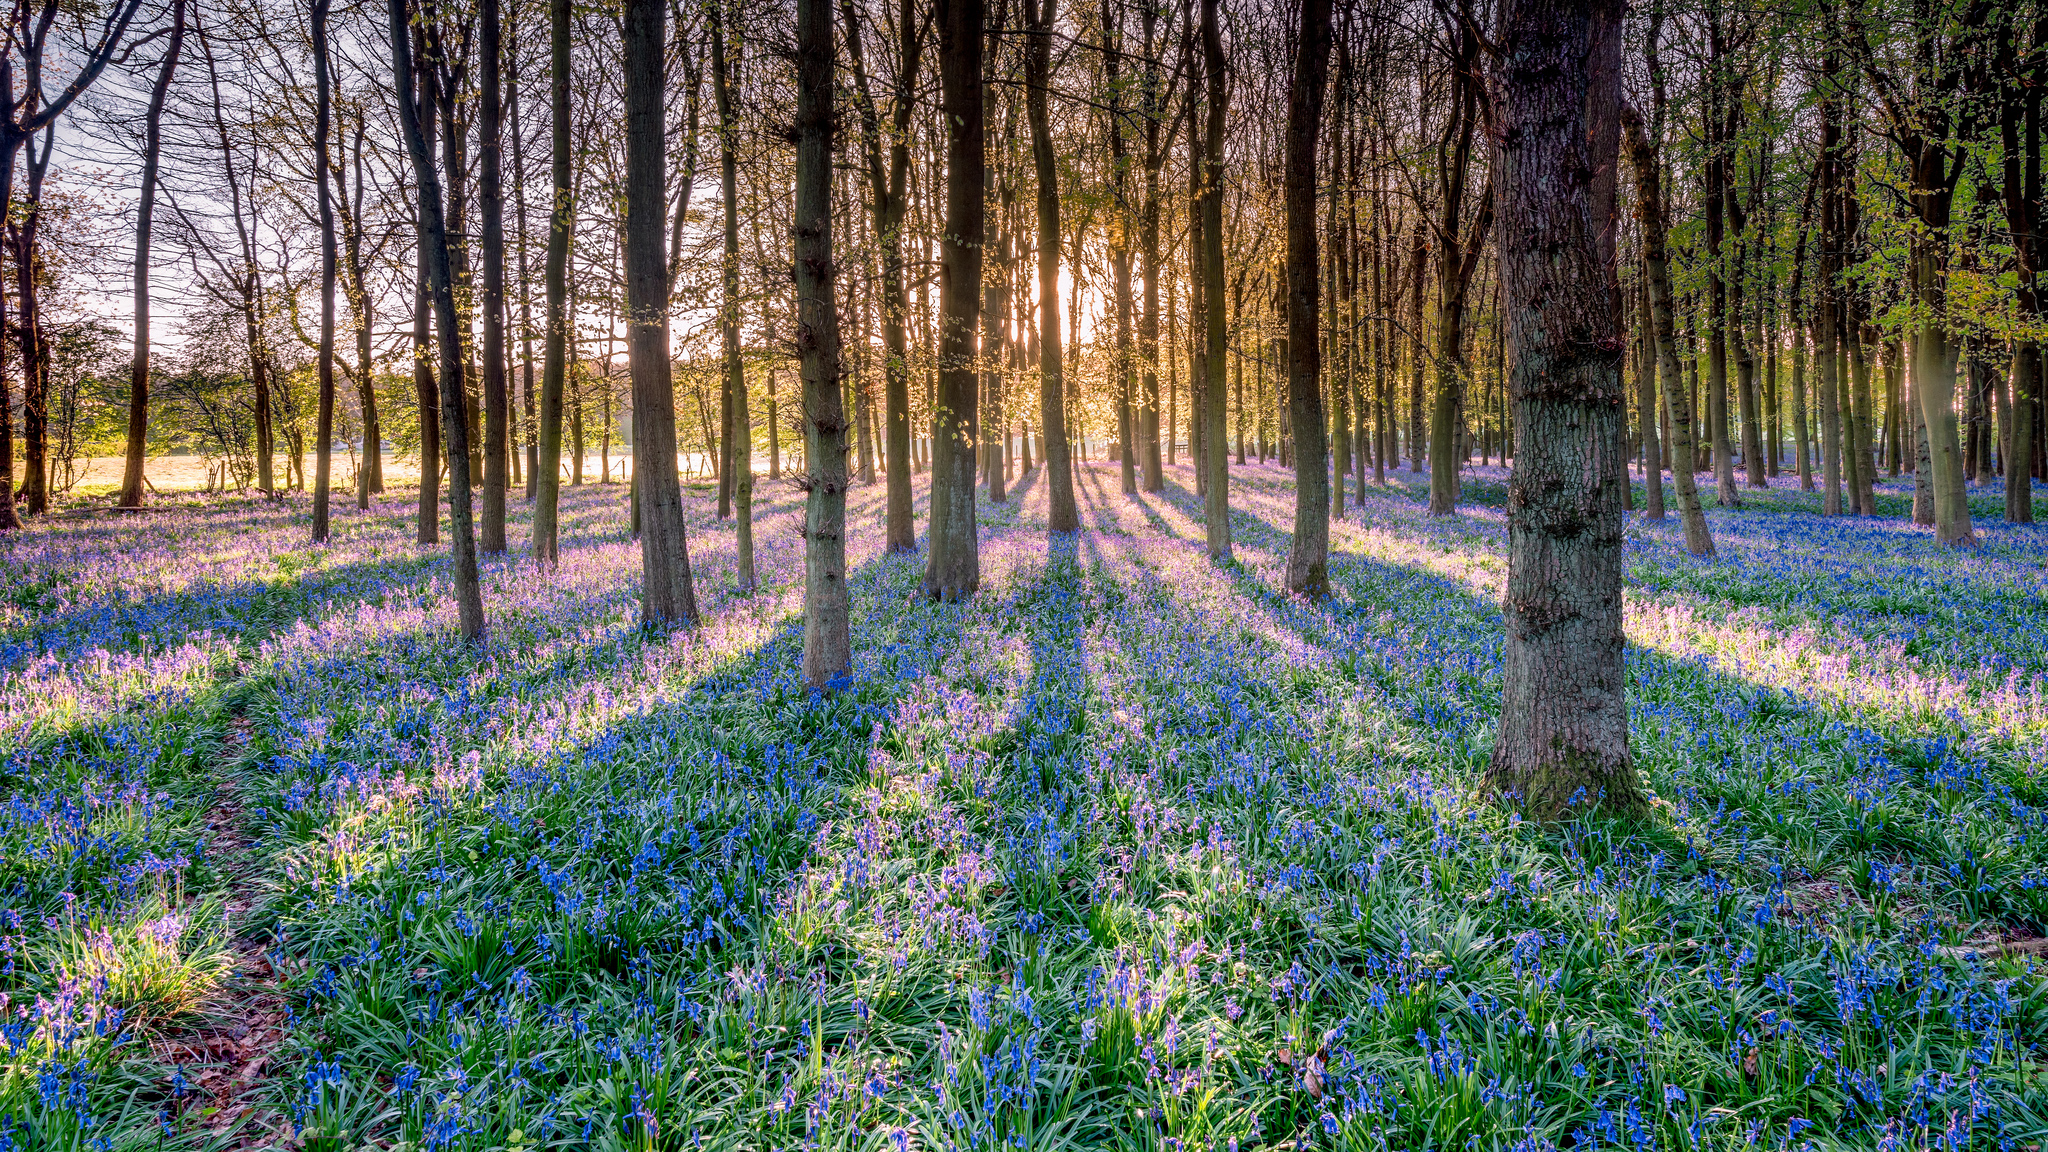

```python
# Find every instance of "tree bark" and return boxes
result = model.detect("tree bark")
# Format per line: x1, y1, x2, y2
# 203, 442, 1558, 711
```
478, 0, 508, 552
119, 0, 184, 511
1197, 0, 1229, 560
840, 0, 923, 550
1283, 0, 1331, 593
392, 0, 485, 640
1488, 0, 1645, 818
797, 0, 848, 684
1026, 0, 1077, 532
531, 0, 571, 562
312, 0, 337, 541
1637, 274, 1664, 520
711, 10, 740, 521
925, 0, 983, 598
623, 0, 700, 623
1621, 105, 1713, 556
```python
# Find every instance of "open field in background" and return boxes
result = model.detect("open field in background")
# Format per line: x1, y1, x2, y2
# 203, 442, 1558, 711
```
0, 461, 2045, 1151
55, 452, 710, 498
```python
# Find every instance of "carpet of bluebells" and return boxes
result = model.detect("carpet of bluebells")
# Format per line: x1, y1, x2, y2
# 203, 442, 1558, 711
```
2, 457, 2046, 1152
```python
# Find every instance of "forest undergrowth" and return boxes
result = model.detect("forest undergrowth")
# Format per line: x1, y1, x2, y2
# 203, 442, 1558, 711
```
1, 461, 2045, 1151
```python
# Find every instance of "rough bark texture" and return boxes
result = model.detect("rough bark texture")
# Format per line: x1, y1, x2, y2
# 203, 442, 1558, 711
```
797, 0, 848, 685
1486, 0, 1646, 819
623, 0, 699, 626
391, 0, 485, 640
1283, 0, 1331, 595
924, 0, 982, 599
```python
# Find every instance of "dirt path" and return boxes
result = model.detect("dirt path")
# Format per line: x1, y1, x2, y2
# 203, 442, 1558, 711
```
153, 713, 295, 1148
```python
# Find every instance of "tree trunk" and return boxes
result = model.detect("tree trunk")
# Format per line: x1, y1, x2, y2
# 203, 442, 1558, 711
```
2011, 343, 2037, 522
312, 0, 337, 541
1026, 0, 1077, 533
1283, 0, 1331, 593
623, 0, 700, 623
796, 0, 847, 681
711, 11, 740, 521
925, 0, 982, 598
839, 0, 923, 550
1638, 274, 1665, 520
1198, 0, 1229, 560
531, 0, 571, 562
509, 25, 534, 502
120, 0, 184, 511
1912, 353, 1934, 525
391, 0, 485, 640
478, 0, 508, 552
1621, 105, 1713, 557
1488, 0, 1645, 819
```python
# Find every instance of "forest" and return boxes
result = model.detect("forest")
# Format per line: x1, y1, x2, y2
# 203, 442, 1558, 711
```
0, 0, 2044, 1146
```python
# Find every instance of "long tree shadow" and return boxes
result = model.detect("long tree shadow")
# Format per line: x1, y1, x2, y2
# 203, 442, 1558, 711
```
1122, 466, 2048, 923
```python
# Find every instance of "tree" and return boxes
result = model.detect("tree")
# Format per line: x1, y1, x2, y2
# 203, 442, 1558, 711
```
1424, 0, 1491, 517
1486, 0, 1645, 818
311, 0, 337, 542
797, 0, 850, 686
479, 0, 509, 553
623, 0, 700, 625
531, 0, 573, 564
1196, 0, 1229, 562
391, 0, 486, 640
1026, 0, 1078, 534
1283, 0, 1332, 595
118, 0, 185, 511
1849, 0, 1984, 547
841, 0, 925, 553
1623, 104, 1714, 557
0, 0, 145, 526
925, 0, 983, 599
711, 3, 740, 523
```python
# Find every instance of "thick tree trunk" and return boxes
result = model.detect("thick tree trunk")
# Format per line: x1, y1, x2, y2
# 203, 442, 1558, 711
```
1283, 0, 1331, 593
391, 0, 485, 640
120, 0, 184, 511
925, 0, 982, 598
531, 0, 571, 562
1488, 0, 1645, 819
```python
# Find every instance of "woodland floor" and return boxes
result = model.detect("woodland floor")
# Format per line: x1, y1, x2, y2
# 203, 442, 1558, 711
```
2, 458, 2046, 1151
